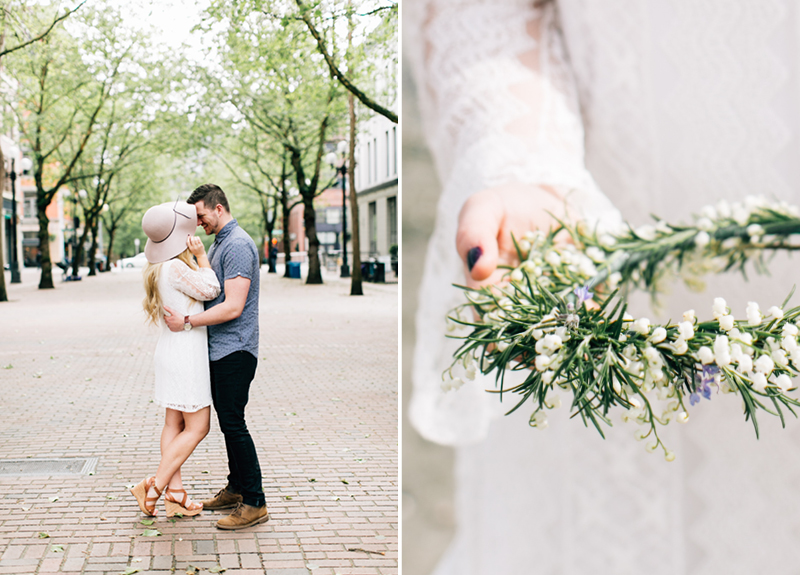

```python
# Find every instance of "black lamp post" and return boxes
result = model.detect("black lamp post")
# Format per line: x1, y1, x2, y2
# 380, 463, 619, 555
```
8, 158, 20, 283
327, 141, 350, 278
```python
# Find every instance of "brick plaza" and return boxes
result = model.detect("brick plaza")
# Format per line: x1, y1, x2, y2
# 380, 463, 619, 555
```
0, 265, 398, 575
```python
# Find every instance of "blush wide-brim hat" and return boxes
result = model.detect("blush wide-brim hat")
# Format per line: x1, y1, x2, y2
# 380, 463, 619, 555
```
142, 201, 198, 264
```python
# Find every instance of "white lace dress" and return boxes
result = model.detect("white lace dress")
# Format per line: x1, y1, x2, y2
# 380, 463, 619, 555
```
153, 259, 220, 413
407, 1, 800, 573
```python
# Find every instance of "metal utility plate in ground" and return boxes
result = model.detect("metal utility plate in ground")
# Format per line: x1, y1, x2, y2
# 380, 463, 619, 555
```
0, 458, 98, 476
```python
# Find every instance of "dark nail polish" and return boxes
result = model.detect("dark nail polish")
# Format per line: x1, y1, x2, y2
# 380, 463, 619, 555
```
467, 247, 483, 271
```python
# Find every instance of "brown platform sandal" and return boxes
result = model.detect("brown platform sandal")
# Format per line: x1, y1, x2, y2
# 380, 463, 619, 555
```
130, 476, 162, 517
164, 487, 203, 518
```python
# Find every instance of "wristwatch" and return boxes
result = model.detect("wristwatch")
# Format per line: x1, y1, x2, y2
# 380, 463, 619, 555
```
183, 315, 192, 331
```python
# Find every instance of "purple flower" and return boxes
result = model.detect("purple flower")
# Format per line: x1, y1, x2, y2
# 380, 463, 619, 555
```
573, 285, 593, 305
691, 365, 719, 405
690, 392, 701, 406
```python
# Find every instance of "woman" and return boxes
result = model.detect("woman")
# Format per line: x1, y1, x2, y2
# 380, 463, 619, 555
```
406, 0, 800, 573
130, 200, 221, 518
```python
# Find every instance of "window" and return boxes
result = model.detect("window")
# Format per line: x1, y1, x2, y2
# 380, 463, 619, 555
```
326, 209, 340, 225
367, 141, 372, 184
386, 130, 390, 178
369, 201, 377, 254
392, 127, 397, 175
373, 138, 378, 182
387, 196, 397, 247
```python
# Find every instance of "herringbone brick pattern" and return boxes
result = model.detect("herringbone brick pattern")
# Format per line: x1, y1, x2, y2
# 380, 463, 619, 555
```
0, 266, 397, 575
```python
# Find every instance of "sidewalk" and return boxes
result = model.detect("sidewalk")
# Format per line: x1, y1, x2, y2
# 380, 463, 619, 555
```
0, 266, 398, 575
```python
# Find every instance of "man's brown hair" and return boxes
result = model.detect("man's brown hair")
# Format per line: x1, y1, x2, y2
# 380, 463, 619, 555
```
187, 183, 230, 212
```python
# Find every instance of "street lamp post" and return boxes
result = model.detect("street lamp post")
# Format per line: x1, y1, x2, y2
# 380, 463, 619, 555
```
67, 189, 86, 281
327, 140, 350, 278
8, 157, 32, 284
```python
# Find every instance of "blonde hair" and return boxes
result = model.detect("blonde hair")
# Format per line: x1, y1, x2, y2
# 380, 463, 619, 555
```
142, 249, 199, 325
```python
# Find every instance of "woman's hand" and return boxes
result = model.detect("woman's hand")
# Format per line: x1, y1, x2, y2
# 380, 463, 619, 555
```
456, 182, 575, 289
187, 236, 206, 258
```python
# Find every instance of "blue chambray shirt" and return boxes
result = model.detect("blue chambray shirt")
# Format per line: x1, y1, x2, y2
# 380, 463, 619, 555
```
205, 219, 260, 361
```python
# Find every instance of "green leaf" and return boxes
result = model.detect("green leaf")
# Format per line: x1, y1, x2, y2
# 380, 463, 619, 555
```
122, 568, 141, 575
51, 544, 64, 553
139, 529, 161, 537
37, 532, 50, 538
209, 568, 227, 574
139, 519, 154, 526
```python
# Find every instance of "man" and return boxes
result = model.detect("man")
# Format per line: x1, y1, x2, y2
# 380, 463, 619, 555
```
163, 184, 267, 530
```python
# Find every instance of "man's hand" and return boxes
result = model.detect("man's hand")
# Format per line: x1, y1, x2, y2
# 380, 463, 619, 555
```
163, 305, 184, 332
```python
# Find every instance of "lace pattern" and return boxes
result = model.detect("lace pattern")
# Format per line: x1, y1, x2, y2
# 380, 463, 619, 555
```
151, 259, 219, 413
409, 0, 800, 573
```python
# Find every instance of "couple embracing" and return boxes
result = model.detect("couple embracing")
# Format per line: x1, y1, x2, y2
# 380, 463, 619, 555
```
130, 184, 268, 530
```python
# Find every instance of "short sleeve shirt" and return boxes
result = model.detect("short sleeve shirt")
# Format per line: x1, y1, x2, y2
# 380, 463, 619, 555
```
205, 219, 260, 361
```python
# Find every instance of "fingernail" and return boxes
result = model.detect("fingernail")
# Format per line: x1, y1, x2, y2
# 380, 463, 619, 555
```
467, 247, 483, 271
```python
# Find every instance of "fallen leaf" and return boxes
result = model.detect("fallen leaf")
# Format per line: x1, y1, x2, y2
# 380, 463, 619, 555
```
284, 496, 293, 500
106, 495, 118, 500
139, 529, 161, 537
51, 545, 64, 553
308, 478, 316, 482
201, 470, 209, 474
49, 497, 59, 502
85, 377, 92, 381
186, 566, 199, 574
209, 568, 227, 574
3, 364, 12, 369
125, 484, 135, 489
37, 532, 49, 539
32, 372, 42, 378
140, 519, 154, 526
121, 568, 141, 575
341, 479, 349, 485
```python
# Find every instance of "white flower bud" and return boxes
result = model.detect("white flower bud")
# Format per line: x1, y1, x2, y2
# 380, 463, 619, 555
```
632, 317, 651, 335
776, 374, 792, 392
535, 354, 552, 372
712, 298, 728, 319
497, 341, 509, 352
678, 321, 695, 340
646, 442, 658, 453
683, 309, 696, 323
677, 412, 689, 424
585, 246, 606, 263
714, 335, 731, 366
766, 306, 784, 321
751, 372, 768, 393
732, 204, 750, 225
649, 327, 667, 344
698, 346, 714, 364
718, 314, 735, 331
696, 217, 715, 231
532, 411, 548, 427
519, 239, 531, 255
754, 354, 775, 376
716, 199, 732, 218
510, 268, 524, 282
636, 225, 657, 240
465, 365, 477, 381
783, 324, 799, 337
665, 451, 676, 462
701, 205, 718, 220
747, 223, 764, 238
608, 272, 622, 290
772, 349, 789, 367
544, 388, 561, 407
782, 337, 798, 353
672, 338, 689, 355
542, 371, 555, 385
736, 354, 753, 374
544, 251, 561, 268
694, 231, 711, 248
746, 302, 762, 326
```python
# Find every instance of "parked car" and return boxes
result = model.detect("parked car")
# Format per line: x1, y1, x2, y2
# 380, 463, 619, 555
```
118, 253, 148, 269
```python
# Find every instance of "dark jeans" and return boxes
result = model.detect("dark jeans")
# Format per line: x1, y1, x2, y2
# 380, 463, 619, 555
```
210, 351, 265, 507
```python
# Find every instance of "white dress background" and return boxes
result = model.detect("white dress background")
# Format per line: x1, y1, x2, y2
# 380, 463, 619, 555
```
407, 1, 800, 573
153, 259, 220, 413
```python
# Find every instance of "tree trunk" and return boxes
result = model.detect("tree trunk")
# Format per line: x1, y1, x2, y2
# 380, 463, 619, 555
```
347, 97, 362, 295
105, 226, 116, 271
281, 188, 292, 278
37, 199, 54, 289
303, 192, 322, 284
87, 215, 98, 276
71, 219, 89, 278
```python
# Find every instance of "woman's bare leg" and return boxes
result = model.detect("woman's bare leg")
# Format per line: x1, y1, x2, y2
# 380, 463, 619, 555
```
146, 407, 210, 509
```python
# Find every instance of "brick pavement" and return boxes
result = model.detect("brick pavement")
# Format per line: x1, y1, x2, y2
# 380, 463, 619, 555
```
0, 265, 397, 575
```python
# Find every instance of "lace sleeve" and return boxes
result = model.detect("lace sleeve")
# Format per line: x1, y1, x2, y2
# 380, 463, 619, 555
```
167, 260, 221, 302
406, 0, 622, 446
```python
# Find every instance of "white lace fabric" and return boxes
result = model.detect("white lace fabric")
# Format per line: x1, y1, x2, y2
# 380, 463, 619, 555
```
408, 0, 800, 573
152, 259, 220, 413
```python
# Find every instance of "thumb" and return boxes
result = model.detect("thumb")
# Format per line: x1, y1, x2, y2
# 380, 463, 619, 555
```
163, 305, 175, 317
456, 192, 504, 282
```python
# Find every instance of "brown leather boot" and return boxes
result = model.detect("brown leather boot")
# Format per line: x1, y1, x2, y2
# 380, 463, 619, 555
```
215, 502, 269, 530
201, 486, 243, 511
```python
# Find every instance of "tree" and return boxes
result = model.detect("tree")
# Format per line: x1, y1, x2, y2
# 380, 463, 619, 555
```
291, 0, 397, 123
0, 0, 85, 301
2, 3, 136, 289
200, 2, 346, 284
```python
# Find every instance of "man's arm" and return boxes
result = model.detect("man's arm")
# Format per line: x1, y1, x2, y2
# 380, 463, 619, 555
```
164, 276, 251, 332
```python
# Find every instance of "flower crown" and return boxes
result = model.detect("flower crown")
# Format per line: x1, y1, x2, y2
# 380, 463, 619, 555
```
445, 196, 800, 460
